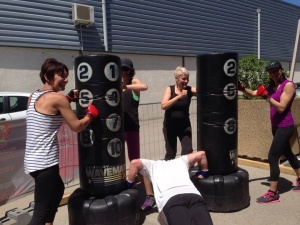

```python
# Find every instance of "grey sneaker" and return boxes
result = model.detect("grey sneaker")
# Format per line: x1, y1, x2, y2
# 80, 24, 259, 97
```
141, 195, 156, 211
256, 190, 280, 204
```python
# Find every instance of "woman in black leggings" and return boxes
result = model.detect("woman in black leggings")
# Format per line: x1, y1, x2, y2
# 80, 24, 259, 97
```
161, 66, 197, 160
240, 61, 300, 204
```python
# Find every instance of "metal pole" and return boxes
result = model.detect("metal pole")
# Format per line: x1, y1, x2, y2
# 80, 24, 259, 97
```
291, 19, 300, 81
257, 9, 261, 59
102, 0, 108, 51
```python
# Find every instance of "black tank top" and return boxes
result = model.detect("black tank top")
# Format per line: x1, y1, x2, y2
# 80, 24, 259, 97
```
164, 85, 193, 120
123, 89, 140, 131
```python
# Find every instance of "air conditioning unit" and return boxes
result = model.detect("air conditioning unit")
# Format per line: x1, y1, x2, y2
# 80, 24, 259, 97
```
72, 3, 94, 26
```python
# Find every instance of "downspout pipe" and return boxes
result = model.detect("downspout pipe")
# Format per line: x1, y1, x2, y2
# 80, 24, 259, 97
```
102, 0, 108, 51
257, 9, 261, 59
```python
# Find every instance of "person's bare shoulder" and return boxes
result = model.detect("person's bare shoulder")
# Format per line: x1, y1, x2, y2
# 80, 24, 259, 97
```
42, 92, 68, 107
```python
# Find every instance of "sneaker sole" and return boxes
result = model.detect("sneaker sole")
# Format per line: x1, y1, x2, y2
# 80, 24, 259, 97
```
256, 199, 280, 204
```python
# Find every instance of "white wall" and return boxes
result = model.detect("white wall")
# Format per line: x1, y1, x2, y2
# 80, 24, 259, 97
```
1, 47, 299, 104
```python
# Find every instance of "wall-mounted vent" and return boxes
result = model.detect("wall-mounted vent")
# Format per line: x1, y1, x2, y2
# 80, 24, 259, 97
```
72, 3, 94, 26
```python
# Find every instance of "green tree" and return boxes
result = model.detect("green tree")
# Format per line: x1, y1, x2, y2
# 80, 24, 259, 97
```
238, 55, 289, 99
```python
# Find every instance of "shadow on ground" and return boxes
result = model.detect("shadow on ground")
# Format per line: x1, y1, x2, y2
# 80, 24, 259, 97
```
250, 176, 293, 194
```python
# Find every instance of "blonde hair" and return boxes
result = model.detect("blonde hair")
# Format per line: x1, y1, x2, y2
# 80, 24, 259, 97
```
174, 66, 189, 79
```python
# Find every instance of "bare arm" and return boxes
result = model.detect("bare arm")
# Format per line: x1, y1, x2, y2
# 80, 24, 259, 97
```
54, 94, 92, 133
187, 150, 208, 170
270, 82, 295, 113
127, 159, 144, 182
187, 151, 209, 179
191, 86, 197, 96
161, 86, 186, 110
124, 78, 148, 95
241, 88, 258, 98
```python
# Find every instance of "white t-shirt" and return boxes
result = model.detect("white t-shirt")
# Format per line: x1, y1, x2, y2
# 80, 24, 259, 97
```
139, 155, 201, 212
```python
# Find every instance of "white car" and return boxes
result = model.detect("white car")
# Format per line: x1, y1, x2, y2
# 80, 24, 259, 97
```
0, 92, 30, 121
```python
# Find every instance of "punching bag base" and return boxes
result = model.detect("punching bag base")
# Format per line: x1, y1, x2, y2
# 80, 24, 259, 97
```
191, 167, 250, 212
68, 188, 140, 225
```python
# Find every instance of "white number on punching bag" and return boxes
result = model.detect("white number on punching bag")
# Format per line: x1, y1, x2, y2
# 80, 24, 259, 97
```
80, 128, 95, 147
79, 89, 93, 108
223, 59, 237, 77
224, 118, 237, 135
104, 62, 119, 82
223, 83, 237, 100
107, 138, 122, 158
106, 114, 121, 132
77, 62, 93, 82
105, 89, 120, 107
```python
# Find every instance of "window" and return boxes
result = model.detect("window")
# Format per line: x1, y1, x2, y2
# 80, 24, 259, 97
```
9, 96, 28, 113
0, 96, 3, 114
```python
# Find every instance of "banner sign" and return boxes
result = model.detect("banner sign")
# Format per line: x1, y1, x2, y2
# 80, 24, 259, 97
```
0, 120, 78, 206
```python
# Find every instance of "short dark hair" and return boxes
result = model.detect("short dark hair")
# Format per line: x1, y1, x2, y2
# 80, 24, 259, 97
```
39, 58, 69, 84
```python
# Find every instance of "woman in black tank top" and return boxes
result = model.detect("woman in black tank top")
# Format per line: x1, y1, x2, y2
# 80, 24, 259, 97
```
161, 66, 197, 160
121, 58, 156, 211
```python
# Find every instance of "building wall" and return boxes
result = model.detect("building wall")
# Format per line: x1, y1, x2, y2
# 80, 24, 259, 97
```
0, 0, 104, 51
0, 0, 299, 60
1, 47, 300, 104
0, 47, 192, 104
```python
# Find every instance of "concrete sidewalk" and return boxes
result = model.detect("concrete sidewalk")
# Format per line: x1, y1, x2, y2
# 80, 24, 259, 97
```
1, 160, 300, 225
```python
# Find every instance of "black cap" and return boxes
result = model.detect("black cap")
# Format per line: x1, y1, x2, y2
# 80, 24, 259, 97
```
265, 61, 282, 71
121, 58, 134, 69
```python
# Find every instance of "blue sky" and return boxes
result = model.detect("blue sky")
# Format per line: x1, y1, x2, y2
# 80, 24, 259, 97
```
282, 0, 300, 7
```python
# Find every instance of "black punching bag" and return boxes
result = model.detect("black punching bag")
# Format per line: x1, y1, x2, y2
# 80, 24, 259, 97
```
192, 52, 250, 212
75, 55, 126, 197
197, 52, 238, 175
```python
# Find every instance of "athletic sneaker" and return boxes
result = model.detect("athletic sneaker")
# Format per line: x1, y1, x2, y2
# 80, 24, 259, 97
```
292, 178, 300, 192
256, 190, 280, 204
141, 195, 156, 211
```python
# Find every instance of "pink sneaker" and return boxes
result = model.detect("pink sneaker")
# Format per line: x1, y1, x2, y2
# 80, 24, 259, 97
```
292, 179, 300, 192
256, 190, 280, 204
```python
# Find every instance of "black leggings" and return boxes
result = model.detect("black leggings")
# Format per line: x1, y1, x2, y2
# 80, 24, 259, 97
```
29, 165, 65, 225
269, 126, 300, 181
163, 194, 213, 225
163, 120, 193, 160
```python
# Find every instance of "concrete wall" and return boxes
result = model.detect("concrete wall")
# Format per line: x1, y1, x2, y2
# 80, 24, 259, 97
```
0, 47, 198, 105
238, 98, 300, 160
0, 46, 299, 104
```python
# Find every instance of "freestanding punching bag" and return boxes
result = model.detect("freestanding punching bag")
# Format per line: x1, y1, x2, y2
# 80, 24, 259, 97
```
68, 55, 139, 225
192, 52, 250, 212
75, 54, 126, 197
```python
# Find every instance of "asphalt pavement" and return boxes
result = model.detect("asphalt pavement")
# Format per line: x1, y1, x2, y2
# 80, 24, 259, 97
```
1, 160, 300, 225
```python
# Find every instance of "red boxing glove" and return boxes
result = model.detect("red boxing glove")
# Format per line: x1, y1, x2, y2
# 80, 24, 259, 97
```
66, 89, 79, 102
238, 81, 245, 91
256, 84, 270, 100
85, 103, 99, 122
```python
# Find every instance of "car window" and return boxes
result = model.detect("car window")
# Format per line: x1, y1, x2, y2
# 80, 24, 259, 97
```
0, 96, 3, 114
9, 96, 28, 113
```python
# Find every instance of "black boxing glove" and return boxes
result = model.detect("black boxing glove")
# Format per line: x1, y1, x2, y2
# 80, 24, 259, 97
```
66, 89, 79, 102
